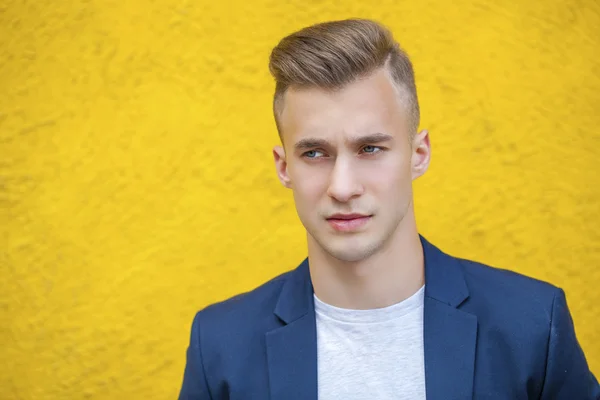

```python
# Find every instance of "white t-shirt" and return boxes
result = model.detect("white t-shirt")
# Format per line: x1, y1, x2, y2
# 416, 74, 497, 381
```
314, 285, 426, 400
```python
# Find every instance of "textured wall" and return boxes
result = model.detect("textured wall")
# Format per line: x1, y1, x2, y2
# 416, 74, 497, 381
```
1, 0, 599, 398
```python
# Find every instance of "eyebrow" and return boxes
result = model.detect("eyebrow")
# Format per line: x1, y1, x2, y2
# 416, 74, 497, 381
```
294, 133, 394, 151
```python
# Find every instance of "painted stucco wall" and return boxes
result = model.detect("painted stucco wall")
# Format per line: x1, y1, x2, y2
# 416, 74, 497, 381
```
2, 0, 599, 398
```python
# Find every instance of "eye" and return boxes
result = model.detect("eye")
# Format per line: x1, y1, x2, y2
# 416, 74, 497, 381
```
362, 145, 382, 154
303, 150, 324, 159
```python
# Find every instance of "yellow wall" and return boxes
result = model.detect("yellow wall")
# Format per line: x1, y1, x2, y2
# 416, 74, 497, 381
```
2, 0, 599, 398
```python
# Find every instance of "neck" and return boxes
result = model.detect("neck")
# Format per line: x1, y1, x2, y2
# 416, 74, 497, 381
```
307, 206, 424, 310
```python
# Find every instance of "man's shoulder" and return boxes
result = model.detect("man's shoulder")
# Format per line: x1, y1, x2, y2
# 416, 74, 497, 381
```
194, 264, 297, 328
460, 256, 558, 294
457, 256, 560, 318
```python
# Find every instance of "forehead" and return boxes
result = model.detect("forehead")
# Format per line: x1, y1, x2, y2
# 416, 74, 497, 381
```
279, 68, 407, 141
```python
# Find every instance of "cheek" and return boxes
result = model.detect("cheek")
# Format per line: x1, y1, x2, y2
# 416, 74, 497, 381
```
363, 157, 411, 190
291, 166, 329, 205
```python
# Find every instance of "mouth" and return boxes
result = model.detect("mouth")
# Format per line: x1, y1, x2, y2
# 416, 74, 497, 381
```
326, 213, 372, 232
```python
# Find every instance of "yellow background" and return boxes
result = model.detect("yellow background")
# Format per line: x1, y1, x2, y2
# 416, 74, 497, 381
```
2, 0, 599, 398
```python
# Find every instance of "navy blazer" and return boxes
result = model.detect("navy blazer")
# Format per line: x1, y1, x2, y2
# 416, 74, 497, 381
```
179, 236, 599, 399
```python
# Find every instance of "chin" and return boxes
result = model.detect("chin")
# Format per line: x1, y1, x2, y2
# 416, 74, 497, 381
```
329, 251, 371, 263
306, 224, 383, 262
323, 239, 381, 263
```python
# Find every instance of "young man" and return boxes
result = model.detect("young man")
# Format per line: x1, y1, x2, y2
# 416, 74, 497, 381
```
178, 19, 599, 399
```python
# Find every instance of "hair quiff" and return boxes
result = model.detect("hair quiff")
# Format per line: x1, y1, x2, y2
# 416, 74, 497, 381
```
268, 18, 420, 138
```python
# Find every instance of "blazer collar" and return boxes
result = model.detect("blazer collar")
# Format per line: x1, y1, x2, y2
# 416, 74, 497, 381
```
268, 234, 477, 400
274, 234, 470, 321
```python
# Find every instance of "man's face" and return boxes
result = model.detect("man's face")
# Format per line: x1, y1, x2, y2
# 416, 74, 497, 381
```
273, 68, 430, 263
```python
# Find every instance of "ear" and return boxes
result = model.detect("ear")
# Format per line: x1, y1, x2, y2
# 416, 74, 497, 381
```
273, 145, 292, 188
411, 129, 431, 180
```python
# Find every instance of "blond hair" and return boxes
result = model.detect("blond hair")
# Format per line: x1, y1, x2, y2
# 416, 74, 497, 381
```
269, 18, 420, 138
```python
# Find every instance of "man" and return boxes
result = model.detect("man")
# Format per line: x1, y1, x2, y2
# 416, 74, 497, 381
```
178, 18, 599, 399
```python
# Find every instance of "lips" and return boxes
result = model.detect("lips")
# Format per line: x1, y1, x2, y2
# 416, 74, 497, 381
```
327, 213, 368, 220
326, 213, 372, 232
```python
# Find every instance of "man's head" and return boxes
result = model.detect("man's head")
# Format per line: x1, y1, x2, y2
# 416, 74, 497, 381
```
269, 19, 430, 263
270, 18, 420, 141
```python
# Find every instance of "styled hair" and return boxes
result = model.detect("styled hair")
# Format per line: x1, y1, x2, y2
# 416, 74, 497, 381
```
268, 18, 420, 139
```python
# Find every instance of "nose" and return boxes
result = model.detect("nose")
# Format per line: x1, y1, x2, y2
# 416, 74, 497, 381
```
326, 157, 364, 203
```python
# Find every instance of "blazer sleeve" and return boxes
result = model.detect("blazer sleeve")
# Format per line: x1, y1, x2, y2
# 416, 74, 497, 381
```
540, 288, 600, 399
178, 312, 213, 400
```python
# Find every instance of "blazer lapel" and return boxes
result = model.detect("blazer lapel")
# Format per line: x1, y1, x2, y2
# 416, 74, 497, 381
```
266, 260, 318, 400
421, 236, 478, 400
265, 237, 478, 400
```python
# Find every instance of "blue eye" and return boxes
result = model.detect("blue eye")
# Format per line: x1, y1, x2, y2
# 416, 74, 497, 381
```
304, 150, 323, 158
362, 146, 381, 153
